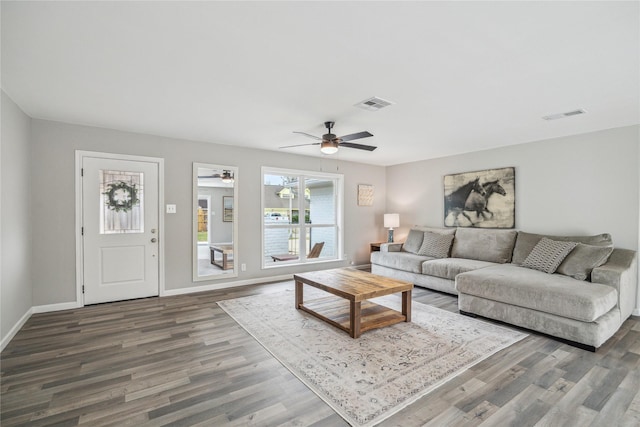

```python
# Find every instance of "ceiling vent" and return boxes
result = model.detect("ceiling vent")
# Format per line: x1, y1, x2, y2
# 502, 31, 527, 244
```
355, 96, 394, 111
542, 109, 587, 120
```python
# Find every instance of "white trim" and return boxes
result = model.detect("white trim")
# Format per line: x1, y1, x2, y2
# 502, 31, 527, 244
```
32, 301, 82, 314
163, 274, 293, 296
75, 150, 165, 303
261, 166, 344, 270
0, 308, 33, 352
637, 142, 640, 316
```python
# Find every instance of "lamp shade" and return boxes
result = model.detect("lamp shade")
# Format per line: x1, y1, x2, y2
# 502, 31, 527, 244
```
384, 213, 400, 229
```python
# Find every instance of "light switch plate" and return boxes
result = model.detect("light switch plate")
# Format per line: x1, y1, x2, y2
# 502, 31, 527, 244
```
166, 204, 177, 214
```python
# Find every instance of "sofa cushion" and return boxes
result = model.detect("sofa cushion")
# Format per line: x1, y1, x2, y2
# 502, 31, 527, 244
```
422, 258, 497, 280
370, 251, 433, 274
455, 264, 618, 322
512, 231, 612, 265
556, 243, 614, 281
417, 232, 455, 258
521, 238, 578, 274
402, 229, 425, 254
451, 228, 517, 264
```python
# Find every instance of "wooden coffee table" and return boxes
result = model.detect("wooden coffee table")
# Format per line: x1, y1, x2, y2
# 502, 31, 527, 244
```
293, 268, 413, 338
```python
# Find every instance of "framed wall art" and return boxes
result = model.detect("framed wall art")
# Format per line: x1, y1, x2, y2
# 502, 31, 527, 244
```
443, 167, 515, 228
223, 196, 233, 222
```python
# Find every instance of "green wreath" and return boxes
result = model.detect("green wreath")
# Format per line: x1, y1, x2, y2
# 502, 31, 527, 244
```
104, 181, 139, 212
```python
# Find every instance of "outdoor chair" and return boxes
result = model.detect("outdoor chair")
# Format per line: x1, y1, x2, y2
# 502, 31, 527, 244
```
271, 242, 324, 262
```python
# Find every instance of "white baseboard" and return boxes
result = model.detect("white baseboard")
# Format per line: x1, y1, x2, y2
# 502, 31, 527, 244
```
1, 307, 33, 352
162, 274, 294, 296
633, 308, 640, 316
32, 301, 82, 314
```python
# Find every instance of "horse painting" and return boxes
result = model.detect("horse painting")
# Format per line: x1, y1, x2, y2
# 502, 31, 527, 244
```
444, 167, 515, 228
464, 180, 507, 223
444, 177, 485, 226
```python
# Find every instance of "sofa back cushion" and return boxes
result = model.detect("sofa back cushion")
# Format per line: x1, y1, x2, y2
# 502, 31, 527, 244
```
451, 228, 517, 263
512, 231, 612, 265
556, 243, 614, 281
402, 229, 425, 254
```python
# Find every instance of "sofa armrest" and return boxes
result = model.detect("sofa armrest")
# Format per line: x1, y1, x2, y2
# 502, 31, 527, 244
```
592, 248, 637, 321
381, 243, 403, 252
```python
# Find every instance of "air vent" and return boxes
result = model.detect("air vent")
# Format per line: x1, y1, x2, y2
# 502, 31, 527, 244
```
355, 96, 394, 111
542, 109, 587, 120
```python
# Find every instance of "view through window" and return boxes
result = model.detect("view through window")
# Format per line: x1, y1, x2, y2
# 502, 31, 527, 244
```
262, 168, 343, 267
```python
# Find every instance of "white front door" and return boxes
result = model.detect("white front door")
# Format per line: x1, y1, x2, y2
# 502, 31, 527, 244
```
82, 156, 160, 304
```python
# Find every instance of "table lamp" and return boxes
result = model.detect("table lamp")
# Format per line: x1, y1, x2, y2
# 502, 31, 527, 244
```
384, 213, 400, 243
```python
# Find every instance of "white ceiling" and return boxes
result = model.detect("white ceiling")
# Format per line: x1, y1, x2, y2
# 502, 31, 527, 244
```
2, 1, 638, 166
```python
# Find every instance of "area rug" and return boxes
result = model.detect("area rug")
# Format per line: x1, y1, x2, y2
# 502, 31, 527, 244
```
218, 289, 527, 426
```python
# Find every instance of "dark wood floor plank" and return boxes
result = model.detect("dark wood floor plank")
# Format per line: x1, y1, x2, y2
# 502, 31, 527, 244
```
2, 280, 639, 426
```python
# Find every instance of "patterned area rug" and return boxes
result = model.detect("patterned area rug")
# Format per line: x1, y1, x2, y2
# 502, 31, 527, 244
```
218, 288, 527, 426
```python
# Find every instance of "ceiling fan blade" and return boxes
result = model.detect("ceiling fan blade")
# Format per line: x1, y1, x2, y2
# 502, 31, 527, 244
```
339, 131, 373, 142
338, 142, 377, 151
198, 174, 221, 178
279, 142, 321, 149
293, 131, 322, 140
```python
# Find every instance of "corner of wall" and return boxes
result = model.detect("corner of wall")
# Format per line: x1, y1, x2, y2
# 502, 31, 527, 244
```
0, 307, 32, 352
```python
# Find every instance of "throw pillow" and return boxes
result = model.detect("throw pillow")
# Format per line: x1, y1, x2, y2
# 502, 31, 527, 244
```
521, 238, 578, 274
402, 229, 425, 254
556, 243, 614, 281
417, 232, 454, 258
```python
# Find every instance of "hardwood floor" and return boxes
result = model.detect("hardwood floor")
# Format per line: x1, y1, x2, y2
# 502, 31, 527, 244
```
2, 281, 639, 426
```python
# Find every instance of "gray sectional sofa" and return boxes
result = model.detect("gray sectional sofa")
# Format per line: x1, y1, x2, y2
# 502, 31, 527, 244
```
370, 227, 638, 350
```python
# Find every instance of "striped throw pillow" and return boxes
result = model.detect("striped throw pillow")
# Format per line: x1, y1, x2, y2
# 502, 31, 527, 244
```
522, 238, 578, 274
417, 232, 454, 258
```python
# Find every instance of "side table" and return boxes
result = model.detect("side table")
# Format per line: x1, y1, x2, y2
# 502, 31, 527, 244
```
370, 242, 386, 253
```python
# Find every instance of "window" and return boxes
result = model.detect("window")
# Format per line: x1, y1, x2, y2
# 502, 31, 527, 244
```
262, 167, 343, 267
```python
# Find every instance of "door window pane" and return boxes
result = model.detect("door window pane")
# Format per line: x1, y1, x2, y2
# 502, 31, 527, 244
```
99, 170, 144, 234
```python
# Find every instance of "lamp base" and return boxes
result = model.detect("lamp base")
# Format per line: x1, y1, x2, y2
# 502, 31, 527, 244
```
387, 229, 394, 243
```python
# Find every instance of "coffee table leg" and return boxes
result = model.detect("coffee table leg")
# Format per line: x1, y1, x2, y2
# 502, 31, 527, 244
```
402, 289, 412, 322
350, 301, 361, 338
295, 280, 303, 309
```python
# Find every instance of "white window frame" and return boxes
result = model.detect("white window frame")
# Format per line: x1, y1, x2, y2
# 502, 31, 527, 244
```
261, 166, 344, 269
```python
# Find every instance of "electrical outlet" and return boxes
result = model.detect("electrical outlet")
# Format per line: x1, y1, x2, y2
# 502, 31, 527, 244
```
241, 263, 246, 271
166, 204, 177, 214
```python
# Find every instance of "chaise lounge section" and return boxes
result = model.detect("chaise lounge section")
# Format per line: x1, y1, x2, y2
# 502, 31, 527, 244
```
371, 227, 638, 350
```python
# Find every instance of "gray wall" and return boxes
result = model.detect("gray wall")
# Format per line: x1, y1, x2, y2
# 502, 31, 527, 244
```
30, 119, 386, 305
387, 125, 639, 312
1, 91, 33, 340
197, 186, 233, 243
385, 126, 639, 251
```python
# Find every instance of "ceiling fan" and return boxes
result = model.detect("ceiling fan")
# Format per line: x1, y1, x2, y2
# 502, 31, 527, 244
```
281, 121, 376, 154
198, 170, 234, 183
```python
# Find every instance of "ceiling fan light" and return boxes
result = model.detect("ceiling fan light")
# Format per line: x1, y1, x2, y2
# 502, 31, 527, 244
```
320, 141, 339, 155
221, 171, 234, 183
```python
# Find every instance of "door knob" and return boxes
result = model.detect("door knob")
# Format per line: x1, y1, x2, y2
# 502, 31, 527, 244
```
151, 238, 157, 243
